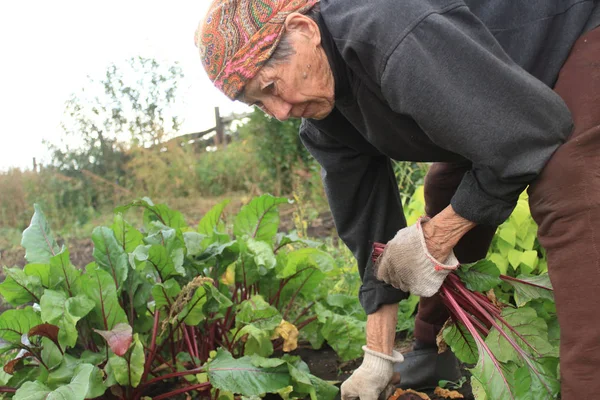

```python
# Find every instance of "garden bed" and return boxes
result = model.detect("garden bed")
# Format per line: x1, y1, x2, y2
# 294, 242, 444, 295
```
280, 342, 475, 400
0, 192, 558, 399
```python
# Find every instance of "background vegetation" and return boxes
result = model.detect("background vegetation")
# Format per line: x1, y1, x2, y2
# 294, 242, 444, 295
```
0, 57, 329, 234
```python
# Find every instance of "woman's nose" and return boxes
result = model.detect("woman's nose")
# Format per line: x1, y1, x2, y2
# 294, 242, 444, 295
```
265, 98, 292, 121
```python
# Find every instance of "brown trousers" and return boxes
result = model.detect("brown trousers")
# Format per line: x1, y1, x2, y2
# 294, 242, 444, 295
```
415, 27, 600, 399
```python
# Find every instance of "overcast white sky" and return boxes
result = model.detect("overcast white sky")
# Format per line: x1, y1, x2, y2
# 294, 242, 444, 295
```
0, 0, 250, 171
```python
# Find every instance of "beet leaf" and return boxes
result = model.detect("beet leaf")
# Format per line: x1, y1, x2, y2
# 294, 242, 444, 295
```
500, 274, 554, 307
233, 194, 290, 243
20, 204, 60, 264
442, 287, 515, 400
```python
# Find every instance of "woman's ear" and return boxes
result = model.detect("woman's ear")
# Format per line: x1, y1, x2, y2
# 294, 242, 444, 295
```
284, 12, 320, 42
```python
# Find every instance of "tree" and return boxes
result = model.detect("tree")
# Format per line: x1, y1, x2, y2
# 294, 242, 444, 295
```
47, 56, 184, 182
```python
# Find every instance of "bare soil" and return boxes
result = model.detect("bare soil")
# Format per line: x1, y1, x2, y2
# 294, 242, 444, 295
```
278, 207, 337, 239
0, 237, 95, 269
289, 339, 474, 400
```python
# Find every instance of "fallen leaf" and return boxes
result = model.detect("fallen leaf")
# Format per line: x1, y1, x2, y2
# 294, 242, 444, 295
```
389, 388, 431, 400
434, 387, 464, 399
271, 320, 299, 352
486, 289, 502, 308
436, 319, 452, 354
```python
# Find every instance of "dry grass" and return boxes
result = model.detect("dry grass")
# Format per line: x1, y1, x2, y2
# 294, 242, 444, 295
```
0, 169, 38, 229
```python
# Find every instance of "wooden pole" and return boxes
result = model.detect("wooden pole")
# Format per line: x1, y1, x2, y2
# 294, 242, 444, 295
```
214, 107, 224, 147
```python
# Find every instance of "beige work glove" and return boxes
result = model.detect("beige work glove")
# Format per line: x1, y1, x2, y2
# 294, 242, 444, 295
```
375, 217, 459, 297
340, 346, 404, 400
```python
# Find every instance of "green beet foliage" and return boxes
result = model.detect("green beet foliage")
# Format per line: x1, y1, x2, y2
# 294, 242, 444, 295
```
0, 194, 379, 399
400, 187, 559, 399
439, 192, 560, 400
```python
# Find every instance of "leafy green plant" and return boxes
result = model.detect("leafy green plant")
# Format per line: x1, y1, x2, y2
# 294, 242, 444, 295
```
443, 193, 560, 400
194, 141, 263, 196
438, 376, 467, 390
441, 193, 559, 400
486, 192, 546, 278
392, 162, 430, 206
439, 268, 558, 400
0, 194, 387, 399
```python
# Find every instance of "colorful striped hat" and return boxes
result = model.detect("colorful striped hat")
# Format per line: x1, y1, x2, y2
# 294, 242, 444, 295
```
195, 0, 319, 100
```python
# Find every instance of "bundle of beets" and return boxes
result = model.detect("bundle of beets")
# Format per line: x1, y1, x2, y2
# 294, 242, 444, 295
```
371, 241, 556, 393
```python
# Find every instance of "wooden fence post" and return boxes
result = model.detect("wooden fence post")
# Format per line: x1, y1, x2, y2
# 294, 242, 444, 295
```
214, 107, 224, 147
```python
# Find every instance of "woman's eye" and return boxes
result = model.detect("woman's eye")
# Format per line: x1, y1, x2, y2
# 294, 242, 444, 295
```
262, 82, 276, 94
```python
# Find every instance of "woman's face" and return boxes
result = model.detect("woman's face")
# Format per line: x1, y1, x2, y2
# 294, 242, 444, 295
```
240, 13, 335, 121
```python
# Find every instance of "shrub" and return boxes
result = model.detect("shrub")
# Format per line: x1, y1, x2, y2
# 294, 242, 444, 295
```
236, 110, 311, 195
0, 169, 99, 231
194, 140, 264, 196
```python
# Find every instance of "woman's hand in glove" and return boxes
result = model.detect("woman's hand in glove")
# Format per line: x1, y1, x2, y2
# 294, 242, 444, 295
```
375, 206, 476, 297
340, 346, 404, 400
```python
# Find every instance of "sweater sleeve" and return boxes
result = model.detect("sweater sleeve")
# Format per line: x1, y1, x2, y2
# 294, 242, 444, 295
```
380, 5, 574, 226
299, 118, 409, 313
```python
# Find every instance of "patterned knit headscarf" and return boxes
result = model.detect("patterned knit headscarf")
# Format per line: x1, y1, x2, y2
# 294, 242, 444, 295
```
195, 0, 319, 100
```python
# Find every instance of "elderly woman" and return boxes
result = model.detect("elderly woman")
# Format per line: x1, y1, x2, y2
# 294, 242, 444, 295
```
196, 0, 600, 399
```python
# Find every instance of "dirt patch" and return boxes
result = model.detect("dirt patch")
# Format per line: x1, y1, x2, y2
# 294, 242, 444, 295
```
65, 238, 94, 268
390, 373, 473, 400
306, 212, 336, 239
0, 237, 95, 269
283, 336, 474, 400
0, 247, 26, 268
278, 208, 336, 239
266, 344, 360, 400
290, 345, 361, 383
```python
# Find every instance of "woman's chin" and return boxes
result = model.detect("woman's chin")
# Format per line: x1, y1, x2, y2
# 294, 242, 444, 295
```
304, 104, 334, 120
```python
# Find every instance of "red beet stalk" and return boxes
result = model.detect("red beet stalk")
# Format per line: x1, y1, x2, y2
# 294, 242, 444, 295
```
371, 240, 553, 364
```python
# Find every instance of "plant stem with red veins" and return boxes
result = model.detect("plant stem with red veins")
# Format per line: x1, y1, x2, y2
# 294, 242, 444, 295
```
140, 367, 205, 388
140, 307, 161, 385
182, 325, 197, 363
152, 383, 211, 400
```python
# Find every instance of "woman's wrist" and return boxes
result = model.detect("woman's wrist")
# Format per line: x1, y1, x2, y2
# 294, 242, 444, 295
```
422, 205, 476, 261
366, 303, 398, 355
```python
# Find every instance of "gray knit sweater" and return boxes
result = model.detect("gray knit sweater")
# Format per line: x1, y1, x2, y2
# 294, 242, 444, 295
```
300, 0, 600, 312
